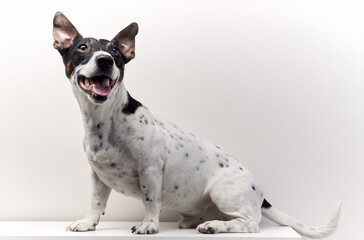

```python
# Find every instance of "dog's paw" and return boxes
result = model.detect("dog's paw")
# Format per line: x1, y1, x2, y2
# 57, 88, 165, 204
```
197, 220, 259, 234
197, 221, 220, 234
66, 219, 97, 232
131, 221, 159, 234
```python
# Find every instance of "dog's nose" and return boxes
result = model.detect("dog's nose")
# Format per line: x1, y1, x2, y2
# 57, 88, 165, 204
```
96, 56, 114, 72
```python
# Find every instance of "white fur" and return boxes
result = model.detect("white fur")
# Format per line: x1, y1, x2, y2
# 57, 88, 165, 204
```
65, 49, 340, 238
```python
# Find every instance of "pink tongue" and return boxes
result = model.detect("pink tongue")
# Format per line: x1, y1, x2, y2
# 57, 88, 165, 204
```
90, 78, 111, 96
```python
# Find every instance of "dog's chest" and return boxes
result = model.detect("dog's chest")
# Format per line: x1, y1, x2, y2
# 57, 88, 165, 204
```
89, 156, 141, 197
84, 120, 142, 197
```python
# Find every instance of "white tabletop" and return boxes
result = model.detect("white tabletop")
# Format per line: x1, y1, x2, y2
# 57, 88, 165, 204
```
0, 221, 301, 240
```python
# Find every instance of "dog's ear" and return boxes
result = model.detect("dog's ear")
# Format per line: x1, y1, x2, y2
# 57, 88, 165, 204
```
53, 12, 81, 51
112, 23, 138, 63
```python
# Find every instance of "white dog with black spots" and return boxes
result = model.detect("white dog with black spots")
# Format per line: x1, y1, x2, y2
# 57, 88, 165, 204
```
53, 12, 341, 238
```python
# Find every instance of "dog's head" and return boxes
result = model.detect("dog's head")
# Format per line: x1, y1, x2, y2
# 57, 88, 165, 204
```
52, 12, 138, 104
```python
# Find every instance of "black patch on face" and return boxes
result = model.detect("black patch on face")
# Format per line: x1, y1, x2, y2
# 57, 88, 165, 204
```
122, 92, 142, 115
261, 199, 272, 209
60, 36, 125, 78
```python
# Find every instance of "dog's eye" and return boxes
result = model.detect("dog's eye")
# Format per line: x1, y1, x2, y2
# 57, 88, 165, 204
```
112, 47, 120, 55
78, 44, 88, 52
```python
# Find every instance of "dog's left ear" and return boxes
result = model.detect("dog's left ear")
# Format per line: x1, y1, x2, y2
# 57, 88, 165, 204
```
53, 12, 81, 51
112, 23, 138, 63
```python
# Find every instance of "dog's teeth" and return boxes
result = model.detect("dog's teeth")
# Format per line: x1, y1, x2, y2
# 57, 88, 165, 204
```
106, 79, 110, 87
85, 79, 91, 88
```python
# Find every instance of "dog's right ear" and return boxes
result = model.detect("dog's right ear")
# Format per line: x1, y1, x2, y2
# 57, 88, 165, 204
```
53, 12, 81, 51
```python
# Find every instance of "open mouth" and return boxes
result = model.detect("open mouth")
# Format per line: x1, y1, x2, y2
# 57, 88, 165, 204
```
78, 75, 116, 98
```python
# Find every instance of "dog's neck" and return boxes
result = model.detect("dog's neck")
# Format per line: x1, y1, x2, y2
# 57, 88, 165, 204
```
73, 82, 129, 134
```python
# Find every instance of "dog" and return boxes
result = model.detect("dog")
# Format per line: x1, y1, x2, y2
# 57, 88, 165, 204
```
52, 12, 341, 238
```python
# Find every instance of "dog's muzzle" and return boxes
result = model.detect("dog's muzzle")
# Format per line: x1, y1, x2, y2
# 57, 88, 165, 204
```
77, 55, 118, 101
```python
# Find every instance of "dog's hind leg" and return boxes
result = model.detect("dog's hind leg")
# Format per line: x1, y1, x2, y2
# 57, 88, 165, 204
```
178, 203, 229, 229
197, 175, 263, 234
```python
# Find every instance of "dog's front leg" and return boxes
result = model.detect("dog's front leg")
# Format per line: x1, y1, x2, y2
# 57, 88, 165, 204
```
66, 171, 111, 232
132, 165, 163, 234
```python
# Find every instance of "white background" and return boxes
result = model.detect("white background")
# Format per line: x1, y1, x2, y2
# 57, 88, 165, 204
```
0, 1, 363, 239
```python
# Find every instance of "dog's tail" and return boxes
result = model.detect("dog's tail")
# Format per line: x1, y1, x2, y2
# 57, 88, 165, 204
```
261, 199, 341, 239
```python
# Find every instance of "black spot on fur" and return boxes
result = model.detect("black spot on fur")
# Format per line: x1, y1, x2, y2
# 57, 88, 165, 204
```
218, 162, 224, 168
261, 199, 272, 209
122, 92, 142, 115
206, 227, 215, 234
98, 135, 102, 140
252, 185, 256, 191
93, 145, 99, 152
239, 167, 243, 171
142, 185, 146, 188
174, 185, 179, 190
137, 137, 144, 141
185, 153, 189, 158
111, 162, 116, 167
96, 122, 104, 129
